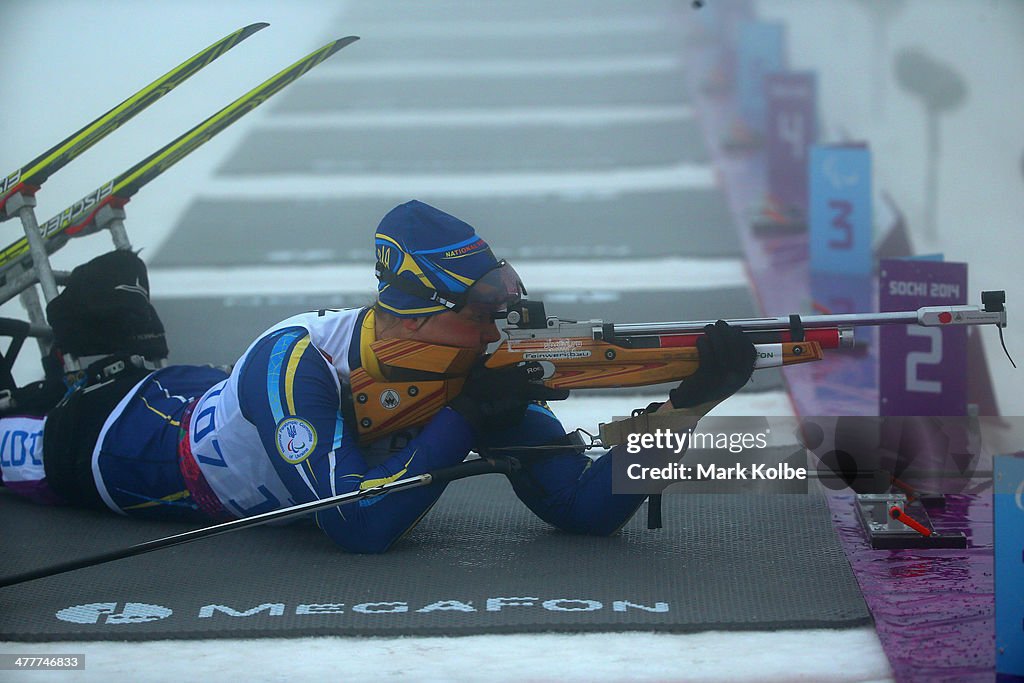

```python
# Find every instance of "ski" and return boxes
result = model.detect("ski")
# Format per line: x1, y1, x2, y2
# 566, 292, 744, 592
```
0, 22, 269, 220
0, 36, 359, 279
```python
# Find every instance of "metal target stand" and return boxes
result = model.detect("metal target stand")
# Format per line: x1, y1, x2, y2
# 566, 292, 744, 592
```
855, 492, 968, 550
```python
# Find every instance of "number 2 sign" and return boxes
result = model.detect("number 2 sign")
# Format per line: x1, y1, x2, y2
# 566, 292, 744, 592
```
809, 144, 872, 274
879, 259, 968, 416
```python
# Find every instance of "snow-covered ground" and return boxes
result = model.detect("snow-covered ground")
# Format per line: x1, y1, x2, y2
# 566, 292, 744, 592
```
2, 629, 894, 683
3, 0, 1019, 680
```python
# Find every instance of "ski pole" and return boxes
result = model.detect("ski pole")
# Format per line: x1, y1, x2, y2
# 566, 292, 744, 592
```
0, 457, 508, 589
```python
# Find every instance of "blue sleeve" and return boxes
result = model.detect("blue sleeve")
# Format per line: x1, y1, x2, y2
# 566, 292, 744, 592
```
482, 402, 647, 536
237, 328, 475, 553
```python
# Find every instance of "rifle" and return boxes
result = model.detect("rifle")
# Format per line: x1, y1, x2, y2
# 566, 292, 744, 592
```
348, 291, 1010, 445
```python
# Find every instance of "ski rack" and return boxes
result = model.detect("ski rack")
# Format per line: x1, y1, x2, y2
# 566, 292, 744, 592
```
854, 492, 967, 549
0, 190, 74, 356
0, 193, 131, 312
1, 158, 138, 368
0, 188, 95, 413
0, 182, 129, 392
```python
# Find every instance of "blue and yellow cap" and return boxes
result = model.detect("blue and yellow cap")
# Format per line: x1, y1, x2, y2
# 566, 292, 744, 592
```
374, 200, 522, 317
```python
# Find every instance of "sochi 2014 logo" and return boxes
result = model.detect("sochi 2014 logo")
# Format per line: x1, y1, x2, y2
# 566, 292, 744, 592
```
275, 417, 317, 464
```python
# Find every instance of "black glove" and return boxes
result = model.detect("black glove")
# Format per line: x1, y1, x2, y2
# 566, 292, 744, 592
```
449, 361, 570, 433
668, 320, 755, 409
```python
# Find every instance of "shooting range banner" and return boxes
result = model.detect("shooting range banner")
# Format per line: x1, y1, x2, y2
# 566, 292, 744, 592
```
809, 144, 872, 274
995, 454, 1024, 678
735, 21, 785, 133
878, 258, 967, 416
765, 72, 816, 215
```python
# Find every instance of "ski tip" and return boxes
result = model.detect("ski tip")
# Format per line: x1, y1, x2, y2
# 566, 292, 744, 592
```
241, 22, 271, 35
322, 36, 360, 58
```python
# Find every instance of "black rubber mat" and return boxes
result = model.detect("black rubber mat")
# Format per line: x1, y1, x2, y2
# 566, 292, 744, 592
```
0, 474, 869, 641
217, 119, 708, 175
151, 190, 737, 268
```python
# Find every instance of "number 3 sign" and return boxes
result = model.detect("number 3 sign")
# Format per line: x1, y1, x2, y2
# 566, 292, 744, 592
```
809, 144, 872, 274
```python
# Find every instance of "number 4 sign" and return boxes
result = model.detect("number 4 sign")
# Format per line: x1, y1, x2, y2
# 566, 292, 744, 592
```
809, 144, 872, 274
879, 258, 968, 416
765, 72, 816, 216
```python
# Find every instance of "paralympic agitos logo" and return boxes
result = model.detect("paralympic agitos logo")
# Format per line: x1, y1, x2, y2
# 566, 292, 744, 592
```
275, 417, 317, 464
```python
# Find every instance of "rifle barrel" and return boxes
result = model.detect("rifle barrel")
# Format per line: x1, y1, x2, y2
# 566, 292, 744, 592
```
610, 304, 1005, 336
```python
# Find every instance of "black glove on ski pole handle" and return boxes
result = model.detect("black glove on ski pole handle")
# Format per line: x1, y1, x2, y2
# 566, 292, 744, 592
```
0, 458, 509, 589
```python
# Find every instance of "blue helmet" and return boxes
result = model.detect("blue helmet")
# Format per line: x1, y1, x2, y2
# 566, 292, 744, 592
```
374, 200, 523, 317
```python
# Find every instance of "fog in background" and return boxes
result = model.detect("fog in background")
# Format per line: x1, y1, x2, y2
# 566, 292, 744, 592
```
1, 0, 1021, 416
